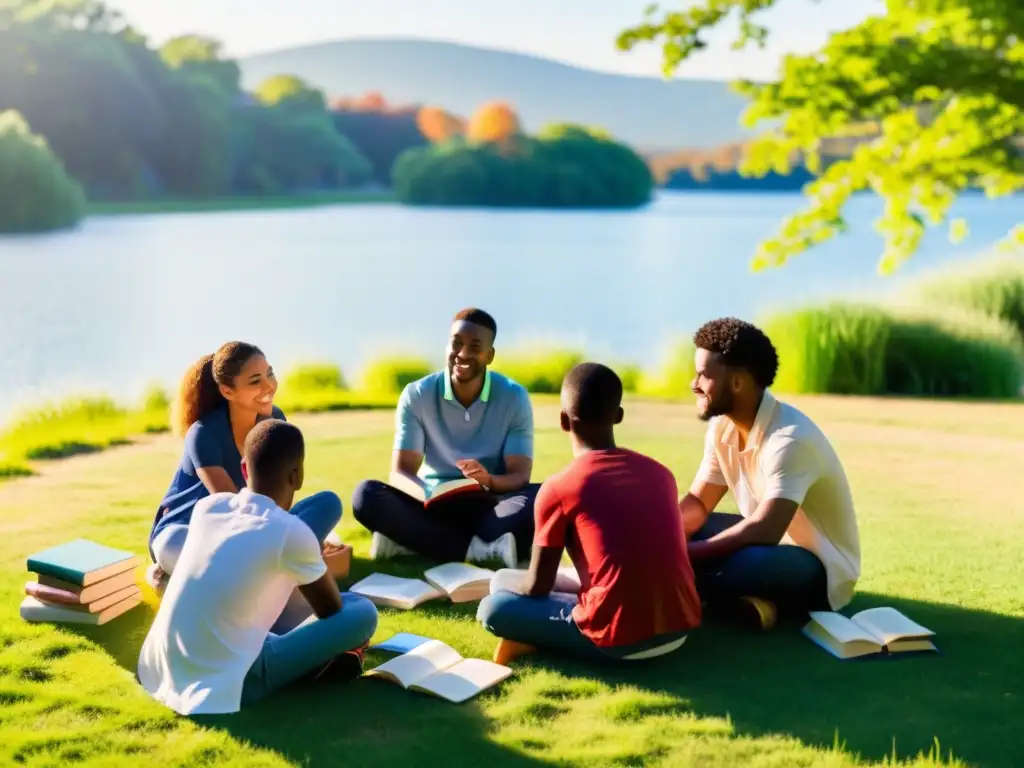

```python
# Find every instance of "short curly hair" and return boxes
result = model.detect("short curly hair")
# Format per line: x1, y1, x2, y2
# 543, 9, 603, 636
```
693, 318, 779, 389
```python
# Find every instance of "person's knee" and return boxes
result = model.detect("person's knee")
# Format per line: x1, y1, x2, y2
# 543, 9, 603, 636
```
310, 490, 343, 528
351, 479, 386, 527
476, 591, 519, 636
343, 593, 379, 640
152, 526, 188, 574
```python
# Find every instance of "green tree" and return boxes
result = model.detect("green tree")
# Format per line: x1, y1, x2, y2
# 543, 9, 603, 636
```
0, 110, 85, 233
159, 34, 241, 94
254, 74, 327, 112
617, 1, 1024, 274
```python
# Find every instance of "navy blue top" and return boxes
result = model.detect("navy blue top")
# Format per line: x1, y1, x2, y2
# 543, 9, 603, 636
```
149, 405, 285, 555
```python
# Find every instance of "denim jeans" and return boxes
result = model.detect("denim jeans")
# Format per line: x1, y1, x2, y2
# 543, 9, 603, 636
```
691, 513, 830, 616
240, 592, 379, 706
477, 590, 688, 663
151, 490, 343, 574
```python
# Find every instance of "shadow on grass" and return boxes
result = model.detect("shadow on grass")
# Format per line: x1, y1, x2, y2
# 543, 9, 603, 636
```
70, 566, 1024, 768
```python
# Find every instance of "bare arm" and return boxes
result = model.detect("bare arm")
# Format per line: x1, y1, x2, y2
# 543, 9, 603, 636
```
391, 450, 425, 484
489, 454, 533, 494
681, 479, 728, 538
196, 466, 237, 494
298, 571, 343, 618
518, 545, 564, 597
688, 497, 800, 561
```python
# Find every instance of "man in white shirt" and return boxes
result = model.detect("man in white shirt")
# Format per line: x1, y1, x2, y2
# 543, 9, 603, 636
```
138, 419, 379, 715
681, 318, 861, 630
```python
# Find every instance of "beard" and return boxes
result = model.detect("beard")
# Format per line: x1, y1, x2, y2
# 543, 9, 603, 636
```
697, 388, 733, 421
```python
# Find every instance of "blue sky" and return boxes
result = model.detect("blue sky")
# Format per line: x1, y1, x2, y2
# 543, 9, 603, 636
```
109, 0, 882, 80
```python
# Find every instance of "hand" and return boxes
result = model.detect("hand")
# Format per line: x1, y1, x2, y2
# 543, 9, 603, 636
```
456, 459, 492, 489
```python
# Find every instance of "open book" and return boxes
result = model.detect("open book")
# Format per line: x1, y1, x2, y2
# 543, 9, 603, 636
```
365, 639, 512, 703
803, 607, 937, 659
387, 471, 490, 510
351, 563, 497, 609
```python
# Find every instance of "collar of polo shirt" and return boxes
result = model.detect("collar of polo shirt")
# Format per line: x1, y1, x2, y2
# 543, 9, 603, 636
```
443, 369, 492, 404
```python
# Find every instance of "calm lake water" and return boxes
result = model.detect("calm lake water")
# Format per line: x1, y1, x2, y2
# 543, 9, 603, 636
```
0, 191, 1020, 419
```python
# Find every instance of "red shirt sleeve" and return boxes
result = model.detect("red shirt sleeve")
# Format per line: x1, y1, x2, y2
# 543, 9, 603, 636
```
533, 480, 570, 548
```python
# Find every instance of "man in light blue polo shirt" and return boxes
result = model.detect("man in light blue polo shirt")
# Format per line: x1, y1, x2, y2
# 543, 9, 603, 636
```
352, 308, 539, 568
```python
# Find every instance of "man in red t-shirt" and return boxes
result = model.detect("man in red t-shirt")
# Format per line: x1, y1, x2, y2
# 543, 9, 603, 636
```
476, 362, 702, 664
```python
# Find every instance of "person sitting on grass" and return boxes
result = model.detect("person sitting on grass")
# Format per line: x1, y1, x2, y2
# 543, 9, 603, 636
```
477, 362, 702, 665
682, 317, 861, 630
137, 419, 378, 716
147, 341, 342, 587
352, 307, 539, 569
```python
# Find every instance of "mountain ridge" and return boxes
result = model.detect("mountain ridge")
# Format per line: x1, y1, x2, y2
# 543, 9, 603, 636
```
239, 37, 756, 151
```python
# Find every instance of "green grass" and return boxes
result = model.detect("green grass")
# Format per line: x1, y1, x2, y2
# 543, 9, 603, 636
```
1, 395, 1021, 766
903, 255, 1024, 341
87, 190, 396, 217
762, 302, 1024, 398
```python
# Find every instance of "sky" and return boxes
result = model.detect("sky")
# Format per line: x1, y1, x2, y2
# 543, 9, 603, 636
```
107, 0, 883, 81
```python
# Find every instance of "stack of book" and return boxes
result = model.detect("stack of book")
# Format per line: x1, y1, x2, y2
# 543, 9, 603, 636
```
21, 539, 142, 626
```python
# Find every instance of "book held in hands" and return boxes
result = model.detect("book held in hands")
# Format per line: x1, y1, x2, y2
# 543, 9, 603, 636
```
364, 638, 513, 703
21, 539, 142, 626
387, 471, 490, 510
803, 606, 937, 659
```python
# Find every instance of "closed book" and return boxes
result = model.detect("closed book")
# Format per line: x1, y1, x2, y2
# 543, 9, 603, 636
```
26, 539, 139, 586
25, 582, 140, 613
36, 570, 138, 602
20, 593, 141, 626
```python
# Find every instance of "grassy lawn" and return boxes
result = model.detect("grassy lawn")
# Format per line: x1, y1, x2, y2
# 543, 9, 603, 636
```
0, 395, 1021, 767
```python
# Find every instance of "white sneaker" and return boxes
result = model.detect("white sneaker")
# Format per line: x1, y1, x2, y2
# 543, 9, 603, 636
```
370, 532, 414, 560
466, 533, 518, 570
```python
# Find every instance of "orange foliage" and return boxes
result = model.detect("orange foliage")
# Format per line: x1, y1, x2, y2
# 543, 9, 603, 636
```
416, 106, 466, 143
466, 101, 522, 144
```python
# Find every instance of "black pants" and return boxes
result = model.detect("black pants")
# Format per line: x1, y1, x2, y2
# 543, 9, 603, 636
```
691, 513, 830, 617
352, 480, 540, 562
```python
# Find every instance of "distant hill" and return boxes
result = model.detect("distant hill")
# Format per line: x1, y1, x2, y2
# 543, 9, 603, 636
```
239, 38, 755, 151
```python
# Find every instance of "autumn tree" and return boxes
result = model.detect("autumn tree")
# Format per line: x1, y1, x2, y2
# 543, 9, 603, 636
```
466, 101, 522, 144
617, 0, 1024, 274
416, 106, 466, 143
255, 74, 327, 112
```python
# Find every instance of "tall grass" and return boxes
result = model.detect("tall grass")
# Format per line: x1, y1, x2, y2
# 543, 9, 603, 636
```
904, 256, 1024, 340
762, 302, 1024, 398
636, 338, 696, 399
357, 356, 435, 394
493, 348, 585, 394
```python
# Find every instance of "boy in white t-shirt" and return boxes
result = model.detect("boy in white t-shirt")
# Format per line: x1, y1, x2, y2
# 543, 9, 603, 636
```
681, 318, 861, 630
137, 419, 379, 716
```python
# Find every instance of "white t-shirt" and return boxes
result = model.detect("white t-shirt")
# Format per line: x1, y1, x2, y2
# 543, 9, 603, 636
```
138, 488, 326, 715
694, 390, 861, 610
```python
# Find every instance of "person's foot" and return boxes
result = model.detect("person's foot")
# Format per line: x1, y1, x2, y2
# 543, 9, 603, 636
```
144, 563, 167, 595
466, 533, 517, 569
493, 638, 536, 666
735, 596, 778, 631
311, 644, 367, 683
369, 532, 414, 560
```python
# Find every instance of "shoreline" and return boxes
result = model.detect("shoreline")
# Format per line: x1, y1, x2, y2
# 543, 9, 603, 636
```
86, 189, 397, 217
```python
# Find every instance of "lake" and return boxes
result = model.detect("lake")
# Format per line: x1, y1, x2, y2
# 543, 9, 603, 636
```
0, 191, 1020, 419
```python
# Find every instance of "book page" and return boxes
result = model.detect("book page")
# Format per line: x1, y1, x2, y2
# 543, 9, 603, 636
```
387, 471, 428, 502
424, 562, 495, 595
808, 611, 883, 646
852, 607, 934, 646
410, 658, 513, 703
350, 573, 443, 608
367, 640, 464, 689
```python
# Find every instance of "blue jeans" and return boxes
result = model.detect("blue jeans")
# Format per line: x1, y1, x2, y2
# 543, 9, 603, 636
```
691, 513, 830, 616
241, 593, 378, 706
151, 490, 343, 574
477, 591, 688, 664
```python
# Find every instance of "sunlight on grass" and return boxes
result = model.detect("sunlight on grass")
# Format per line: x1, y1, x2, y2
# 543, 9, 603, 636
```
1, 397, 1019, 766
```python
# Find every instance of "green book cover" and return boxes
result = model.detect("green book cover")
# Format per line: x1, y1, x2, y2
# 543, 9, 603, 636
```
26, 539, 137, 586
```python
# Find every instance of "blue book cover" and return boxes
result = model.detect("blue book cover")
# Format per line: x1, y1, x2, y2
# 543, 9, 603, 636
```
27, 539, 139, 586
370, 633, 432, 655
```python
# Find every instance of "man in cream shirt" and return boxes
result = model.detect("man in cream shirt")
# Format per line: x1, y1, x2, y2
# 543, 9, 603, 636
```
681, 317, 860, 630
